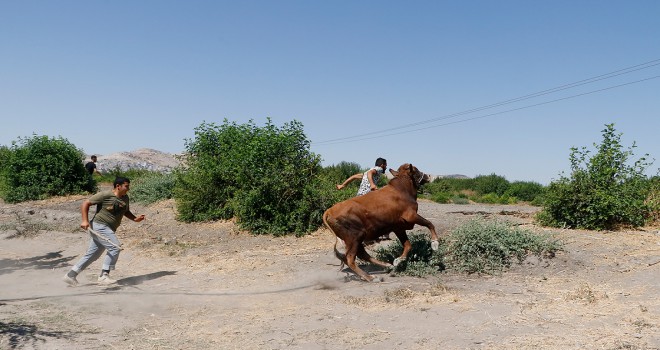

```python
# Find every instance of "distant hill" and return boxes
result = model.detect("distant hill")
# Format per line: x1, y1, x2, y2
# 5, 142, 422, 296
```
88, 148, 180, 173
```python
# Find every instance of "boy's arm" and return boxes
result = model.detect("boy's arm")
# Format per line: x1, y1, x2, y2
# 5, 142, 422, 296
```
367, 169, 378, 191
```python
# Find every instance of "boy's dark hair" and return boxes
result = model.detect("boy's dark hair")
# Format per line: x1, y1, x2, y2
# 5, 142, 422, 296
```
113, 177, 130, 188
375, 158, 387, 166
91, 155, 97, 161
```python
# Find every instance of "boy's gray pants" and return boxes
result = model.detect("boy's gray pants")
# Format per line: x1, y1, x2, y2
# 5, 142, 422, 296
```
71, 222, 120, 273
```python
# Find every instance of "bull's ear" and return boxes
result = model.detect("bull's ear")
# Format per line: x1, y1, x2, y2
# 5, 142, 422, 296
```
407, 164, 413, 172
389, 168, 398, 177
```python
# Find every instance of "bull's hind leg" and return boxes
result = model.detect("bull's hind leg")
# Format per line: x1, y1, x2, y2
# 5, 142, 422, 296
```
344, 242, 375, 282
393, 230, 412, 267
357, 245, 393, 269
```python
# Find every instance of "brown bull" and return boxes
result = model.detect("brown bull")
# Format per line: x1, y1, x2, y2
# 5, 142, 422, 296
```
323, 163, 439, 282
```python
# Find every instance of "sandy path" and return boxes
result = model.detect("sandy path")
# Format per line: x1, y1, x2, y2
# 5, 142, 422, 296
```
1, 198, 658, 349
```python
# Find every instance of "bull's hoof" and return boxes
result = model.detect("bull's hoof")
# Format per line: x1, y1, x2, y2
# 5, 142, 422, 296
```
393, 257, 406, 267
431, 240, 439, 251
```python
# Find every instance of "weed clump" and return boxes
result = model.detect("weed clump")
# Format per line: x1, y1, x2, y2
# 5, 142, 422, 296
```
375, 218, 562, 277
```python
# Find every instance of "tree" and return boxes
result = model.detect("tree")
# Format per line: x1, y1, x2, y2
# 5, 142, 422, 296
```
174, 119, 328, 235
0, 135, 95, 203
537, 124, 655, 230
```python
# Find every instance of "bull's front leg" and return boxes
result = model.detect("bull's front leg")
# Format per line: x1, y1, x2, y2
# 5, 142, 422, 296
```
414, 214, 440, 250
392, 230, 412, 267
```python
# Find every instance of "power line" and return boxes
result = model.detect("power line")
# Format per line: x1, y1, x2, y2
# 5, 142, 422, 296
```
316, 74, 660, 145
314, 58, 660, 145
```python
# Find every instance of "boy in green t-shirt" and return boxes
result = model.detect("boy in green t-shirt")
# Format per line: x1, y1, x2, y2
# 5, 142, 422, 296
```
63, 177, 145, 286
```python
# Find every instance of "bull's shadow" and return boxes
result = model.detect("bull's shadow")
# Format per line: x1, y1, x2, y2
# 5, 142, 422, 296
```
101, 271, 178, 290
0, 251, 75, 276
338, 264, 392, 282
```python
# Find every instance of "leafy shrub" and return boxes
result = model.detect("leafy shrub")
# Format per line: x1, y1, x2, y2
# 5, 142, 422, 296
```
324, 161, 363, 185
429, 192, 451, 204
446, 218, 561, 274
423, 176, 545, 205
475, 193, 516, 204
473, 173, 510, 196
505, 181, 545, 202
174, 119, 327, 235
537, 124, 656, 230
0, 135, 95, 203
131, 173, 175, 204
374, 218, 561, 277
0, 145, 11, 198
646, 176, 660, 224
375, 232, 446, 276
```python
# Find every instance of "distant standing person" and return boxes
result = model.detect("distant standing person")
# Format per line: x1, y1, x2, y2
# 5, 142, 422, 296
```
63, 177, 145, 286
336, 157, 388, 196
85, 155, 101, 175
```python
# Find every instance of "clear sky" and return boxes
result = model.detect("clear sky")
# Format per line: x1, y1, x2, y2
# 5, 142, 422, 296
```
1, 1, 659, 184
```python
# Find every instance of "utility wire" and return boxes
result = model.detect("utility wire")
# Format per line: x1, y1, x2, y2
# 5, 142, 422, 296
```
315, 58, 660, 145
317, 74, 660, 145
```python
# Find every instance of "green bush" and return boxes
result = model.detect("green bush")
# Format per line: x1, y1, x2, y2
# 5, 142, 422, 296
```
505, 181, 545, 202
447, 218, 561, 274
473, 173, 510, 196
537, 124, 656, 230
429, 192, 451, 204
324, 161, 363, 185
0, 145, 11, 198
375, 232, 446, 276
647, 176, 660, 224
131, 172, 175, 204
423, 176, 545, 205
374, 218, 561, 277
97, 167, 157, 184
174, 119, 328, 235
0, 135, 95, 203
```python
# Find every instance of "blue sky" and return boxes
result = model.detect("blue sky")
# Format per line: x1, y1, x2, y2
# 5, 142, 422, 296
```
1, 1, 659, 184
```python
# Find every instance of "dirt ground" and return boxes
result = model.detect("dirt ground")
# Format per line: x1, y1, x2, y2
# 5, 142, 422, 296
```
0, 194, 658, 350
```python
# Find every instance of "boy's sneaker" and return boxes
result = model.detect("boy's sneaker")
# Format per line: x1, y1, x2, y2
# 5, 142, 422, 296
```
63, 274, 79, 287
97, 274, 117, 285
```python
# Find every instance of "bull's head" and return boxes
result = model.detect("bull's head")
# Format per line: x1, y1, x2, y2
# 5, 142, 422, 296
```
390, 163, 429, 187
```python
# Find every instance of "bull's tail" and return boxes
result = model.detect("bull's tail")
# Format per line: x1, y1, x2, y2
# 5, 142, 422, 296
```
323, 211, 347, 271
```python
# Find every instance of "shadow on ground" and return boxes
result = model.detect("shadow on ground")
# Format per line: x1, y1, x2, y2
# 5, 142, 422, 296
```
116, 271, 178, 287
0, 321, 79, 350
0, 251, 75, 276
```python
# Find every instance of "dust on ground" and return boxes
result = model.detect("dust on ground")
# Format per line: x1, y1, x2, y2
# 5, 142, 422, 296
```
1, 196, 658, 350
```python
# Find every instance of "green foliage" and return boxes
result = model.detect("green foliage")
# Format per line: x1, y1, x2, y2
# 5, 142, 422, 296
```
446, 218, 562, 274
422, 175, 545, 205
505, 181, 546, 202
429, 192, 451, 204
374, 218, 561, 277
375, 232, 447, 276
96, 168, 157, 184
131, 172, 176, 204
473, 173, 510, 196
538, 124, 656, 230
0, 145, 11, 198
0, 135, 95, 203
479, 193, 516, 204
174, 119, 327, 235
647, 176, 660, 224
324, 161, 363, 185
